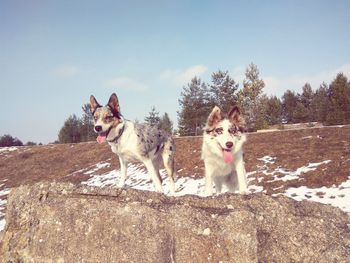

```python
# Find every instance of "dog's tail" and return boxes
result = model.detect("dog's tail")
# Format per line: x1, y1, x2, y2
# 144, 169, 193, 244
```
162, 137, 176, 195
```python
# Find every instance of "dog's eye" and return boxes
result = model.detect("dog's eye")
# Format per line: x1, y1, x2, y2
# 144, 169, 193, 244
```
215, 128, 223, 134
228, 127, 237, 134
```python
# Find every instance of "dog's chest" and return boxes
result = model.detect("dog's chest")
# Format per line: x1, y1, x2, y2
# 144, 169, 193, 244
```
109, 139, 141, 162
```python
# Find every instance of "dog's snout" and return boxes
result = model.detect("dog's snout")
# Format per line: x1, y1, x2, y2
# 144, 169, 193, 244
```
95, 125, 102, 132
225, 141, 233, 148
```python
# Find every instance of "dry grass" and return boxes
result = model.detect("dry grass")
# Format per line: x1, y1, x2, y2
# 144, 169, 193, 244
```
1, 126, 350, 196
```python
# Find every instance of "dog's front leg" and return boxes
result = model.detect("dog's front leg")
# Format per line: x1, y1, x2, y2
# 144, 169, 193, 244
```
204, 162, 214, 196
118, 156, 128, 188
143, 159, 163, 193
235, 154, 248, 194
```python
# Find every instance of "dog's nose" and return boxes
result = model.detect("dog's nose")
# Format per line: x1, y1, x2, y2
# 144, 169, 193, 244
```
94, 125, 102, 132
225, 142, 233, 148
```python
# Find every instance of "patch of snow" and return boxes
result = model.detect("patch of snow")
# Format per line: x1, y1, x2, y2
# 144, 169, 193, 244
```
301, 136, 313, 139
0, 147, 18, 154
257, 156, 276, 164
301, 135, 322, 140
76, 157, 348, 213
0, 188, 10, 197
81, 161, 266, 197
0, 217, 6, 232
282, 176, 350, 213
248, 184, 264, 193
84, 162, 111, 175
0, 187, 11, 232
263, 160, 331, 183
82, 164, 205, 196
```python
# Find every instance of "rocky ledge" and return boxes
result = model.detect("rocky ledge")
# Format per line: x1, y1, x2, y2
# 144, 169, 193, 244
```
1, 182, 350, 262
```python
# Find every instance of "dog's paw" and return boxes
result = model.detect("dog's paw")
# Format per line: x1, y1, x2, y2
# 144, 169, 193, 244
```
117, 182, 125, 188
239, 189, 249, 195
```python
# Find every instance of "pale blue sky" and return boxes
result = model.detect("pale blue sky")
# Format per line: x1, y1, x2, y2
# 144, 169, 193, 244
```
1, 0, 349, 143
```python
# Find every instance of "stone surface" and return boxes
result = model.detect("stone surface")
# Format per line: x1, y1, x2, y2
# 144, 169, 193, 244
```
1, 182, 350, 262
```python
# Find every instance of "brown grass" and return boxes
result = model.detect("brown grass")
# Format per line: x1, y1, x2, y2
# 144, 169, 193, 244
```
1, 126, 350, 196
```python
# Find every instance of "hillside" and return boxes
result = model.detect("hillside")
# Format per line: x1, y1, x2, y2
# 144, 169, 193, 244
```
1, 125, 350, 231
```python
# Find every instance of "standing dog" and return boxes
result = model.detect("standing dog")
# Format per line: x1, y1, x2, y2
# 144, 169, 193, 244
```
90, 93, 176, 194
201, 105, 247, 196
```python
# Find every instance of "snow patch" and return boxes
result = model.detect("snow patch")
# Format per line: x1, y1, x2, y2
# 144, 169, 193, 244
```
257, 156, 276, 164
0, 187, 11, 232
265, 160, 331, 183
282, 177, 350, 212
0, 147, 18, 154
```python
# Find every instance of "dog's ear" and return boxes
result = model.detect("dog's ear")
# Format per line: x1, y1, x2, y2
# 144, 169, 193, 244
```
107, 93, 120, 115
207, 106, 222, 128
90, 95, 101, 114
228, 105, 246, 128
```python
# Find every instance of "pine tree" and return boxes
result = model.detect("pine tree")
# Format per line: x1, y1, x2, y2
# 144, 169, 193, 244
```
178, 77, 209, 136
293, 102, 309, 123
299, 83, 314, 122
144, 106, 161, 127
208, 70, 239, 112
263, 95, 282, 125
80, 103, 95, 142
326, 73, 350, 125
311, 82, 329, 123
159, 113, 173, 134
58, 114, 82, 143
238, 63, 266, 131
0, 134, 23, 147
282, 90, 298, 123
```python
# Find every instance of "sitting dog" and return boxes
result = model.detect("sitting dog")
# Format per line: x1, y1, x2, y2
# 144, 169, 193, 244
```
201, 105, 247, 196
90, 93, 175, 194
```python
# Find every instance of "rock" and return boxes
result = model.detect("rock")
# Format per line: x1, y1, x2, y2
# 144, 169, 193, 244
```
1, 182, 350, 263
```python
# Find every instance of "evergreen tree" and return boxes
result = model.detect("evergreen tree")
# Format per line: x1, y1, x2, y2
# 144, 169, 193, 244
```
58, 114, 82, 143
208, 70, 239, 112
144, 106, 161, 127
263, 95, 282, 125
178, 77, 209, 136
282, 90, 298, 123
80, 103, 95, 142
238, 63, 266, 131
311, 82, 329, 123
326, 73, 350, 125
159, 112, 173, 134
299, 83, 314, 122
0, 134, 23, 147
293, 102, 309, 123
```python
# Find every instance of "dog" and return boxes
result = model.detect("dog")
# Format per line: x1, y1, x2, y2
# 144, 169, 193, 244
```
201, 105, 247, 196
89, 93, 176, 194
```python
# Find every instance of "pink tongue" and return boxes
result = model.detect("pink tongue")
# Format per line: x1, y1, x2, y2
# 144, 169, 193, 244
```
96, 135, 107, 144
223, 150, 234, 164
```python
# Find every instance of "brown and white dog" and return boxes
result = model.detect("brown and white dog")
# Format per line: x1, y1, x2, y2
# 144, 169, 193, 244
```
201, 105, 247, 196
90, 93, 176, 194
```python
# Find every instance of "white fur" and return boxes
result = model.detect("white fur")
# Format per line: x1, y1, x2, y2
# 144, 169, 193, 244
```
201, 119, 248, 196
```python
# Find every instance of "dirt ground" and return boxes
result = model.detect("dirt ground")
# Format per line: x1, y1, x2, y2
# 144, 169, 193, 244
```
1, 125, 350, 199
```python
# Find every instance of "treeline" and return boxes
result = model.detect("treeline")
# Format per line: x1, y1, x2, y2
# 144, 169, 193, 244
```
0, 134, 41, 147
3, 63, 347, 147
57, 104, 95, 143
177, 64, 350, 135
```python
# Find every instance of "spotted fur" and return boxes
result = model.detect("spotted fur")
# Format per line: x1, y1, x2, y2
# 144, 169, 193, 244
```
90, 93, 176, 194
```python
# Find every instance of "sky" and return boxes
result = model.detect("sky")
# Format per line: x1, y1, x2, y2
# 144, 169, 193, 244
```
0, 0, 349, 144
